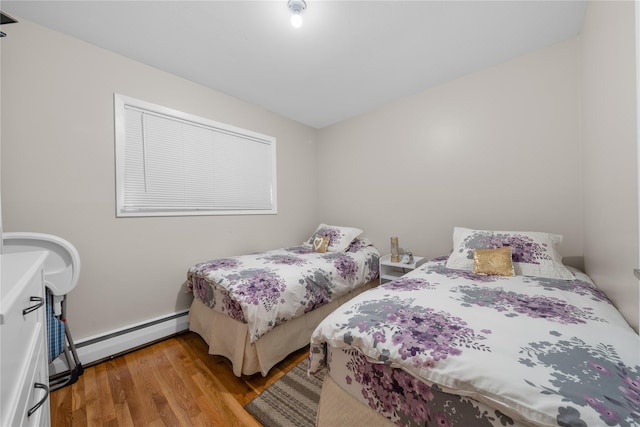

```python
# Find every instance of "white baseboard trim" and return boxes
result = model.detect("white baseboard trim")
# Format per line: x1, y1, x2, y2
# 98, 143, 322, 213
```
49, 310, 189, 375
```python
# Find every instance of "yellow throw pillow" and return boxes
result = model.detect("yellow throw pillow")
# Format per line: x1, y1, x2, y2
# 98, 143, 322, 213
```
312, 236, 330, 253
473, 247, 515, 276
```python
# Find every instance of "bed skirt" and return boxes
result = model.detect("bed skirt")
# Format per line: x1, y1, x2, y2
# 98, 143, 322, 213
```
188, 280, 377, 376
317, 375, 394, 427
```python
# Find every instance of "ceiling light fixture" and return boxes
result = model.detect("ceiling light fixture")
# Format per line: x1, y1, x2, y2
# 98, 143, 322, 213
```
288, 0, 306, 29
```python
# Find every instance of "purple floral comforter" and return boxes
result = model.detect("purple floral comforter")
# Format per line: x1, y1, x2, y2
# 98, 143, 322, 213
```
187, 238, 380, 343
309, 257, 640, 427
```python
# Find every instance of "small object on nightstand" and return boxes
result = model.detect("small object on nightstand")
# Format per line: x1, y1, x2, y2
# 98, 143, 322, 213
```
401, 252, 413, 264
379, 254, 426, 285
390, 237, 400, 262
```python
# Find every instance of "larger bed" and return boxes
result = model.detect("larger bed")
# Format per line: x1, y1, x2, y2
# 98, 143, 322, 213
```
187, 224, 380, 376
309, 227, 640, 427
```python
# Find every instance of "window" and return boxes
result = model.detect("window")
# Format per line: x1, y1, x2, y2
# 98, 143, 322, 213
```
114, 94, 277, 217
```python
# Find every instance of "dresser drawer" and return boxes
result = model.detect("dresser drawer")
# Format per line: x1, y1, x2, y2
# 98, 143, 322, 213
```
0, 251, 49, 427
5, 333, 50, 427
0, 267, 46, 405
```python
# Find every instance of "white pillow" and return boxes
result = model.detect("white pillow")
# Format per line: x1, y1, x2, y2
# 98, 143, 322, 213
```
445, 227, 574, 280
304, 224, 363, 253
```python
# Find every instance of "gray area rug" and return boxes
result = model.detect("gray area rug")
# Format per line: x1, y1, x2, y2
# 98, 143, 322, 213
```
245, 360, 325, 427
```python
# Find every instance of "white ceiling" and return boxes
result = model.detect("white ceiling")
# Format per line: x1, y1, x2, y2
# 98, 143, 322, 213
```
1, 1, 587, 129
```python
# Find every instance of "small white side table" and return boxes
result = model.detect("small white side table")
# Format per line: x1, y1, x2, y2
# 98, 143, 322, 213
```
379, 254, 426, 285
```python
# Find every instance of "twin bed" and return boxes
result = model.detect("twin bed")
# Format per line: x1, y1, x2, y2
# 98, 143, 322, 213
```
309, 227, 640, 427
186, 224, 380, 376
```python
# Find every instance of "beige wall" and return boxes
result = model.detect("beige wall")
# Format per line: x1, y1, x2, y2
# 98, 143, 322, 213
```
1, 19, 319, 339
317, 39, 583, 264
316, 1, 639, 332
580, 0, 638, 331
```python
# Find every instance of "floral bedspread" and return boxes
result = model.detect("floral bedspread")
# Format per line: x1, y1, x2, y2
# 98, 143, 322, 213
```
187, 238, 380, 343
309, 257, 640, 427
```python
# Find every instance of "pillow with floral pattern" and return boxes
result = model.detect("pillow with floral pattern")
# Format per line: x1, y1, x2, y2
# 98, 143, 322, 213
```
304, 224, 363, 253
346, 237, 374, 253
445, 227, 574, 280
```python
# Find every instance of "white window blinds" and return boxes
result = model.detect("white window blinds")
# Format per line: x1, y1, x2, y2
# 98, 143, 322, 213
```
115, 94, 277, 217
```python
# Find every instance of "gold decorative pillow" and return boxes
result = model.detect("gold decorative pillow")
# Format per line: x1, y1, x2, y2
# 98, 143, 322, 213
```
312, 236, 330, 253
473, 247, 515, 276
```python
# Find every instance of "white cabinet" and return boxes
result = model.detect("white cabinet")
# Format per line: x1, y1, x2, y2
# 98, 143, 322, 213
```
379, 254, 426, 284
1, 251, 51, 427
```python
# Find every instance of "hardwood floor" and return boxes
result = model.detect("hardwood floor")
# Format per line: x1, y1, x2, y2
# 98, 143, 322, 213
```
49, 332, 309, 427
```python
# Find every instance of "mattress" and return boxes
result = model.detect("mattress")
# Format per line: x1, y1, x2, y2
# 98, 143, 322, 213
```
188, 239, 380, 344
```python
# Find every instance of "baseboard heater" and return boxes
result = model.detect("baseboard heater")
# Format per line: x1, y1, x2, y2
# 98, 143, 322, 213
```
49, 309, 190, 375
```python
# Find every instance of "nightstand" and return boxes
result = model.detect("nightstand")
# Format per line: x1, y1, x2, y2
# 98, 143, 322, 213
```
379, 254, 427, 284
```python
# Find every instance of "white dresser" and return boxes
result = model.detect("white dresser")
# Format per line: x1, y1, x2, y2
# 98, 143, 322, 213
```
1, 251, 51, 427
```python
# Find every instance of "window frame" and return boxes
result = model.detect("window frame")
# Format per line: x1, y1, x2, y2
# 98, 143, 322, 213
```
114, 93, 277, 217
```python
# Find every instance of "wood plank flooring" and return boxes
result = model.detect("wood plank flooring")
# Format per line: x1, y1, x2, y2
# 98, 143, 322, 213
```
49, 332, 309, 427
